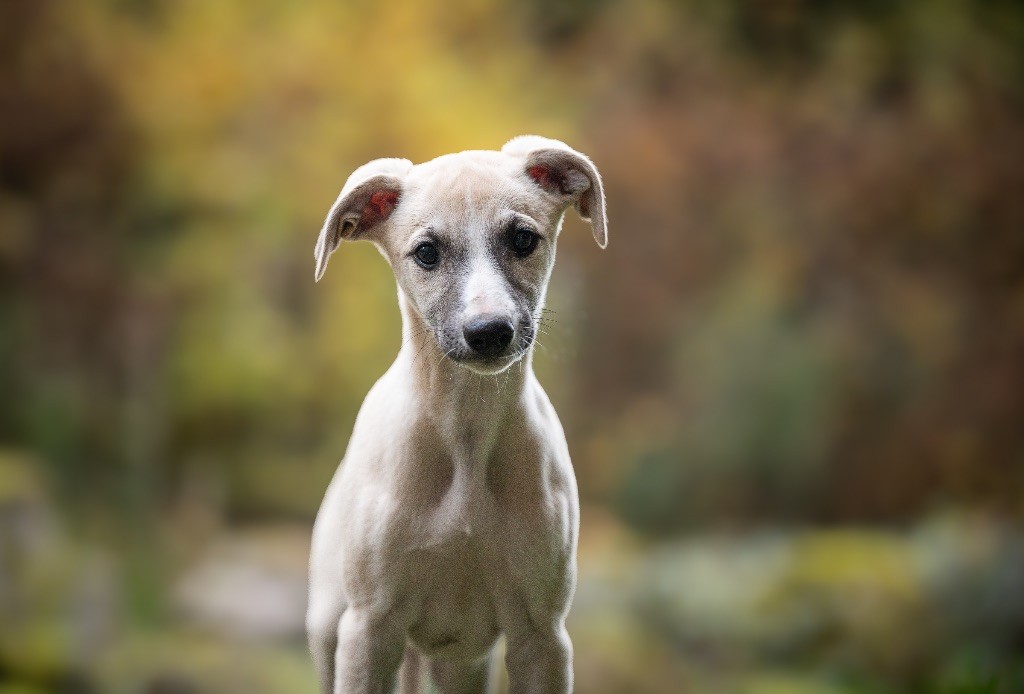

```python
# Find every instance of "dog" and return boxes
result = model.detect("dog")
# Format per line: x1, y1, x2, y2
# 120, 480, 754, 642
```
306, 136, 607, 694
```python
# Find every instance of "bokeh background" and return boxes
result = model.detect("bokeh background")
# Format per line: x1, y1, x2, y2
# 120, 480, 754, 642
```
2, 0, 1023, 692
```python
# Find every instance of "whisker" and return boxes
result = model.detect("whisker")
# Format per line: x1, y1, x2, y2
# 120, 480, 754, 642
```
435, 346, 458, 369
399, 324, 431, 350
412, 331, 436, 368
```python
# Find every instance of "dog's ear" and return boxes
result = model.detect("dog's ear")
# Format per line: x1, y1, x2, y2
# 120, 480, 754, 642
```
314, 157, 413, 282
502, 135, 607, 248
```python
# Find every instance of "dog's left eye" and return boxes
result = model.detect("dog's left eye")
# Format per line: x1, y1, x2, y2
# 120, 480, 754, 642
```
511, 227, 539, 257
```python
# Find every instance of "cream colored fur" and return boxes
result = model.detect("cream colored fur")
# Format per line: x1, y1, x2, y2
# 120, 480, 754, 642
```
307, 136, 607, 694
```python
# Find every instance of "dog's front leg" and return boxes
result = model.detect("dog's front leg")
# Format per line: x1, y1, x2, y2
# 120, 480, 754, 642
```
333, 608, 407, 694
505, 623, 573, 694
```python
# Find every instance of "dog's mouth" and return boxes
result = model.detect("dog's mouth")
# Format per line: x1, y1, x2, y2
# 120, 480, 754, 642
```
453, 349, 527, 374
441, 322, 535, 375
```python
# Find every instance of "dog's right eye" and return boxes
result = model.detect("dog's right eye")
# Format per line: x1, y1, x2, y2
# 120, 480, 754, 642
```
413, 242, 439, 269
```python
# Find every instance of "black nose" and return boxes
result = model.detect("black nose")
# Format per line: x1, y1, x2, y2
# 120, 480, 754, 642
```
463, 316, 514, 358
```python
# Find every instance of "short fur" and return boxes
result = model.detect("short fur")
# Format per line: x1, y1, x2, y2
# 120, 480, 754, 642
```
307, 136, 607, 694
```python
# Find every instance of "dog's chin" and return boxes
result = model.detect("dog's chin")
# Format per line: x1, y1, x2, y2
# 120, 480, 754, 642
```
452, 351, 526, 376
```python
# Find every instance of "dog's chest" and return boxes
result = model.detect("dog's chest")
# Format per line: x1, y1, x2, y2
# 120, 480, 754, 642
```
402, 453, 525, 659
406, 523, 501, 659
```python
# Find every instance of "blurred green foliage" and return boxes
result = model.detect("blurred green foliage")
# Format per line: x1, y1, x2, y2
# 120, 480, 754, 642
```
2, 0, 1023, 691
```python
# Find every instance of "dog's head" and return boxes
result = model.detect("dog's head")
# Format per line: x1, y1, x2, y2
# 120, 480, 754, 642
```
313, 136, 607, 374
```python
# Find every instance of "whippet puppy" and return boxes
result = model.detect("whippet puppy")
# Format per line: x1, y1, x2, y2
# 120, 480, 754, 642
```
306, 136, 607, 694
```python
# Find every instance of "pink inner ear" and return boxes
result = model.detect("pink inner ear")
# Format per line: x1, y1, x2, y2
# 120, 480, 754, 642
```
528, 165, 554, 190
362, 189, 399, 227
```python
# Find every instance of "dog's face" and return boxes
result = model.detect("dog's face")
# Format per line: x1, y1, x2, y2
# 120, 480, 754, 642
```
313, 136, 607, 374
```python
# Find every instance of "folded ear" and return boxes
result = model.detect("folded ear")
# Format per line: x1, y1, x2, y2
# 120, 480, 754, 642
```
314, 157, 413, 282
502, 135, 607, 248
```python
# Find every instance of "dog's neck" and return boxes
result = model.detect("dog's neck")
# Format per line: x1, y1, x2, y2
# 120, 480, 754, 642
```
394, 290, 531, 456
